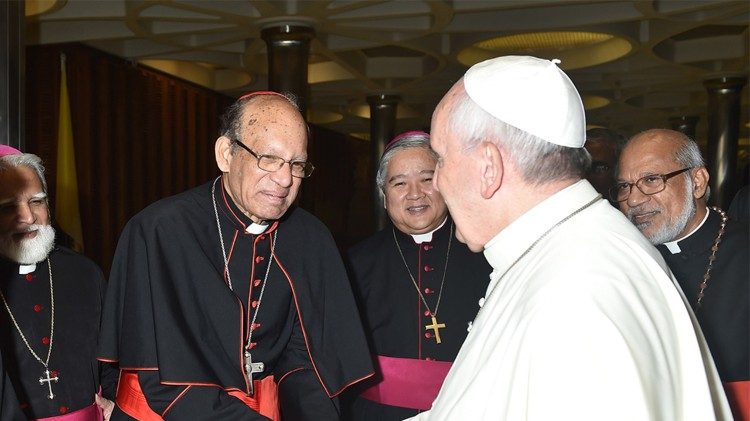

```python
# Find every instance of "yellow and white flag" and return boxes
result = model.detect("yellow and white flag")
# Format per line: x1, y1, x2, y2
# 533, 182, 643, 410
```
55, 53, 84, 251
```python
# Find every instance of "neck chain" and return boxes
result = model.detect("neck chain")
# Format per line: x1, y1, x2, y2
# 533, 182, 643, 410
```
211, 177, 276, 395
0, 258, 59, 399
393, 222, 453, 343
696, 207, 727, 308
477, 195, 602, 321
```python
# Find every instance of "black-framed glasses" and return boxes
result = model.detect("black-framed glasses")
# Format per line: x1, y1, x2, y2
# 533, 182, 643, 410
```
233, 140, 315, 178
609, 167, 692, 203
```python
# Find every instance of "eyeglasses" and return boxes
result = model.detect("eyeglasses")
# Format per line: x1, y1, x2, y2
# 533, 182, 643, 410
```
609, 167, 692, 203
233, 140, 315, 178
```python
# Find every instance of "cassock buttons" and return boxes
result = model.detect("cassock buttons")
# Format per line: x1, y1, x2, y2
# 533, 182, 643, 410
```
41, 336, 50, 345
423, 310, 430, 317
425, 357, 434, 361
424, 288, 433, 294
33, 304, 42, 313
51, 370, 59, 378
255, 256, 264, 263
58, 406, 68, 414
424, 332, 432, 339
25, 274, 33, 281
251, 300, 258, 308
423, 244, 433, 251
423, 265, 434, 272
248, 342, 257, 349
253, 279, 262, 287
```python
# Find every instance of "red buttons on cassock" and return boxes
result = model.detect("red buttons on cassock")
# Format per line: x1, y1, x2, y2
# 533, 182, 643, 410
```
41, 336, 50, 345
255, 256, 264, 263
251, 300, 258, 308
253, 279, 261, 287
251, 323, 261, 331
248, 342, 257, 349
425, 357, 434, 361
424, 265, 434, 272
424, 332, 432, 339
51, 370, 59, 378
259, 235, 266, 241
33, 304, 42, 312
58, 406, 68, 414
423, 244, 433, 251
25, 274, 33, 281
424, 288, 433, 294
423, 310, 430, 316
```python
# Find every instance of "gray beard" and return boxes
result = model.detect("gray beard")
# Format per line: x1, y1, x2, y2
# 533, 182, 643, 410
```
647, 180, 696, 245
0, 224, 56, 264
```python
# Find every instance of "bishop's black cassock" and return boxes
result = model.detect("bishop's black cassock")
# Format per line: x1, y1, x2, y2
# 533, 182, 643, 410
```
98, 179, 373, 420
658, 208, 749, 420
0, 247, 115, 420
344, 218, 491, 420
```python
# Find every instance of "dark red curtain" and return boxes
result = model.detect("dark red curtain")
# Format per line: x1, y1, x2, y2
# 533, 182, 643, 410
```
26, 43, 374, 274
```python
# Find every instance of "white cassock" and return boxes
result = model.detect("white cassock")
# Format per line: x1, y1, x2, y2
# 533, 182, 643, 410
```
408, 180, 731, 421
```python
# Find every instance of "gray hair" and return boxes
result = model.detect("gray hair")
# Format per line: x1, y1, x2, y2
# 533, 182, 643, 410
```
445, 87, 591, 185
219, 91, 307, 151
376, 133, 437, 200
0, 153, 48, 194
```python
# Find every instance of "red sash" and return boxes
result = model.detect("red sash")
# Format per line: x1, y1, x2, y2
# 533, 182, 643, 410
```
360, 356, 451, 410
725, 380, 750, 421
116, 371, 279, 420
34, 403, 102, 421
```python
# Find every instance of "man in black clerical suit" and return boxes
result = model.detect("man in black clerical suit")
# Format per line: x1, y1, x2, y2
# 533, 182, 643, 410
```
98, 92, 373, 420
615, 129, 749, 420
344, 131, 491, 420
0, 145, 116, 420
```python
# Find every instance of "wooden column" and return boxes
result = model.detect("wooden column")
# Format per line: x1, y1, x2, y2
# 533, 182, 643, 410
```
0, 0, 25, 149
367, 94, 399, 230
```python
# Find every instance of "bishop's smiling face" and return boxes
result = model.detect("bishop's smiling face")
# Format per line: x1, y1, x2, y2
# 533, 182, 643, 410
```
383, 147, 448, 235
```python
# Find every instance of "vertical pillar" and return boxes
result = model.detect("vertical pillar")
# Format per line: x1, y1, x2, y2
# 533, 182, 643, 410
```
0, 0, 25, 149
261, 25, 315, 118
367, 94, 399, 230
703, 76, 746, 208
669, 115, 699, 140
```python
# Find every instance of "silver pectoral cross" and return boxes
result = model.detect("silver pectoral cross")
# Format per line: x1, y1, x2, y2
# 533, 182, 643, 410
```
39, 369, 58, 399
244, 350, 264, 396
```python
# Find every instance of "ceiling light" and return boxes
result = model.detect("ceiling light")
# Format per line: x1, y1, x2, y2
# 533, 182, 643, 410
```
458, 31, 632, 70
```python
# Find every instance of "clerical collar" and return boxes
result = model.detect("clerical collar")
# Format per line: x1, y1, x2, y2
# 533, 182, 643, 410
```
410, 217, 448, 244
663, 207, 710, 254
19, 264, 36, 275
246, 222, 269, 235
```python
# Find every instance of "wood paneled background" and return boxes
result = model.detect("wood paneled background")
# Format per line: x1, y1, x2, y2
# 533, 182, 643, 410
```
26, 43, 375, 274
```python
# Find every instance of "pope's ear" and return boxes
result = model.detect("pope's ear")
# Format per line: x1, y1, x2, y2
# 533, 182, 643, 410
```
215, 136, 233, 172
692, 166, 710, 200
479, 142, 503, 199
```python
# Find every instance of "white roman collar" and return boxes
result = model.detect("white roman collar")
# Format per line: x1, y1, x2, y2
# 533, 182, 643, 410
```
410, 217, 448, 244
246, 222, 270, 235
663, 207, 710, 254
18, 264, 36, 275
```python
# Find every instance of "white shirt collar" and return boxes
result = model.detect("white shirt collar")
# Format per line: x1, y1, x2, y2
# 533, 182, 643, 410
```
245, 222, 270, 235
19, 264, 36, 275
662, 207, 710, 254
410, 217, 448, 244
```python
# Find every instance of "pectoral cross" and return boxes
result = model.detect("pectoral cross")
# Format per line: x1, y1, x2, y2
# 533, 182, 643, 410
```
39, 368, 58, 399
244, 350, 264, 396
425, 315, 446, 344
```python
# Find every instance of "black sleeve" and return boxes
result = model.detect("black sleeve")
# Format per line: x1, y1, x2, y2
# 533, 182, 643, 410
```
137, 370, 269, 421
99, 362, 118, 400
275, 315, 339, 420
0, 352, 23, 421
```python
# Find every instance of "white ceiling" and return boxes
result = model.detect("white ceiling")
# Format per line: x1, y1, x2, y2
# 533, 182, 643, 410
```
26, 0, 750, 145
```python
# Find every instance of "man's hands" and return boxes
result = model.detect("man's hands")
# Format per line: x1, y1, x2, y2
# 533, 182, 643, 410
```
95, 394, 115, 421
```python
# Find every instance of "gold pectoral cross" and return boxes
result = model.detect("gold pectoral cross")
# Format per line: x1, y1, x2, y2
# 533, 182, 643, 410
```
425, 315, 446, 344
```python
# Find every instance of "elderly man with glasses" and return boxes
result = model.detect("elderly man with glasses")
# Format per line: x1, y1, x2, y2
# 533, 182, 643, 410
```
97, 92, 373, 421
616, 128, 749, 420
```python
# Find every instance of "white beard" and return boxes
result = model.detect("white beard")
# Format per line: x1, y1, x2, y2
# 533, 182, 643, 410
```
0, 224, 56, 264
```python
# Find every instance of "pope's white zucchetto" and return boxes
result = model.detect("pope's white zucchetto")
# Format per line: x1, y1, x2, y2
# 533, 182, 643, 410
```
463, 55, 586, 148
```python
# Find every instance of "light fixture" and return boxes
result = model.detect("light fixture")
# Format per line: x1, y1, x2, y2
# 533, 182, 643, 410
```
458, 31, 632, 70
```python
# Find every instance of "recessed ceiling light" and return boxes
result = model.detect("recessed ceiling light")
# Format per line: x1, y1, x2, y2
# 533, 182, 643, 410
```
458, 31, 632, 70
